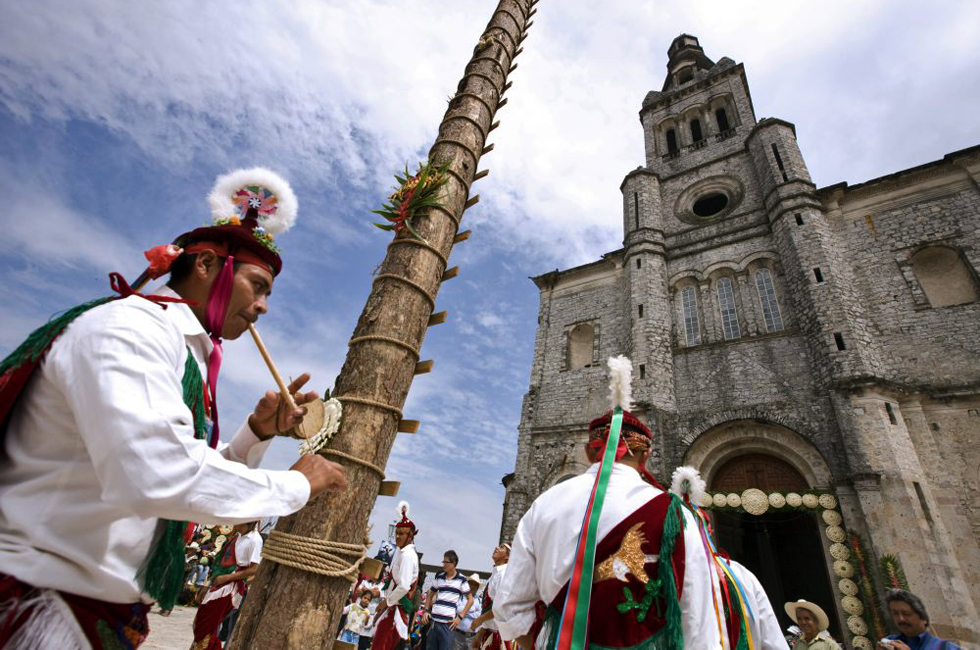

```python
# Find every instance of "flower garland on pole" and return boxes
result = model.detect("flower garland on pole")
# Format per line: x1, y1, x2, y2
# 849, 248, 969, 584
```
373, 160, 450, 241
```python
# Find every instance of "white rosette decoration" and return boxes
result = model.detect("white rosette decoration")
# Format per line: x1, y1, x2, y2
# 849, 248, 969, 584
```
826, 525, 846, 543
838, 578, 859, 596
299, 398, 344, 455
842, 595, 864, 616
786, 492, 803, 507
802, 493, 819, 508
847, 615, 868, 636
818, 494, 838, 509
830, 542, 850, 561
768, 492, 786, 508
852, 637, 873, 650
822, 510, 842, 526
700, 492, 714, 508
741, 488, 769, 515
834, 560, 855, 578
726, 493, 741, 508
712, 493, 728, 508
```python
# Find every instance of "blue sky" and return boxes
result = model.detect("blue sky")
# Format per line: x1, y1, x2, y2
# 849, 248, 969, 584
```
2, 0, 979, 571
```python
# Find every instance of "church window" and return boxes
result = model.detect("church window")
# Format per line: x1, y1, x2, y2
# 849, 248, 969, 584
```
716, 278, 741, 340
639, 364, 646, 379
771, 143, 789, 181
666, 129, 678, 154
636, 258, 642, 269
681, 286, 701, 346
910, 246, 979, 307
834, 332, 846, 350
715, 107, 730, 132
913, 481, 934, 525
692, 193, 728, 218
633, 193, 640, 228
795, 213, 804, 226
638, 304, 644, 318
813, 267, 824, 283
755, 268, 784, 332
885, 403, 897, 425
567, 323, 595, 370
690, 118, 704, 143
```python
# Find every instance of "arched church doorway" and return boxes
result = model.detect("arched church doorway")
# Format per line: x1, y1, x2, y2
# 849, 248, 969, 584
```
709, 453, 842, 640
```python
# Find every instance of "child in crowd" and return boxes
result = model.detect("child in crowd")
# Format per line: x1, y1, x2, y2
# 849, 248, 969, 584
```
340, 591, 374, 645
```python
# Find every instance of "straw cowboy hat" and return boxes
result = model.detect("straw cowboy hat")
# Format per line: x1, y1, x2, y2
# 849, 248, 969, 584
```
466, 573, 482, 591
784, 599, 830, 631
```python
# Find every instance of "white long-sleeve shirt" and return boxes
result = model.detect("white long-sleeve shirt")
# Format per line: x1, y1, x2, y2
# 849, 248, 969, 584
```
493, 463, 721, 648
482, 562, 507, 631
0, 287, 310, 603
727, 561, 791, 650
385, 543, 419, 607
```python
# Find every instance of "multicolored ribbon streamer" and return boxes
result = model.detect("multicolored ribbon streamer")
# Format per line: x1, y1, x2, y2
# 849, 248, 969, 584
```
555, 408, 623, 650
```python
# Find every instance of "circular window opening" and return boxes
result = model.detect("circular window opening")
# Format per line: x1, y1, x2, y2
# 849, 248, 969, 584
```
692, 193, 729, 218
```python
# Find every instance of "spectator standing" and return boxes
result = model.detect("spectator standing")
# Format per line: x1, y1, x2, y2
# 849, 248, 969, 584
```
877, 589, 962, 650
422, 550, 473, 650
340, 592, 375, 645
471, 543, 510, 650
784, 599, 841, 649
453, 574, 481, 650
356, 574, 384, 650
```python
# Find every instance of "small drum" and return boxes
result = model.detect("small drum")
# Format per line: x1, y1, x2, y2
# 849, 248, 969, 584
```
287, 398, 325, 440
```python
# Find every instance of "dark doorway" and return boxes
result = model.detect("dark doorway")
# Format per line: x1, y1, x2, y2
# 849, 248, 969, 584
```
712, 509, 842, 641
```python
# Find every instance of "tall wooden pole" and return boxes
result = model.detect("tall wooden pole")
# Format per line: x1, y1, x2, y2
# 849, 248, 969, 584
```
229, 1, 539, 647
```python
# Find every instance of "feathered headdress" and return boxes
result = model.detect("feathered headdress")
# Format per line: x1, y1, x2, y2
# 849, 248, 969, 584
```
141, 167, 299, 281
670, 466, 707, 508
588, 356, 652, 439
208, 167, 298, 236
607, 355, 633, 411
394, 500, 417, 534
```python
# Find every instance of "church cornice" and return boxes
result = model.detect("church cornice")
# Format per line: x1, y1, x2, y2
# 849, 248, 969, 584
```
816, 144, 980, 210
639, 62, 746, 117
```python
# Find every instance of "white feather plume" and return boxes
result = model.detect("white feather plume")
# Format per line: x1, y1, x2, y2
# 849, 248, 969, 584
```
670, 466, 707, 506
208, 167, 298, 235
396, 500, 410, 520
607, 355, 633, 411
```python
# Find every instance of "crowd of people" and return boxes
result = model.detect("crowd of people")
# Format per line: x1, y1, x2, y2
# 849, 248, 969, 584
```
0, 169, 965, 649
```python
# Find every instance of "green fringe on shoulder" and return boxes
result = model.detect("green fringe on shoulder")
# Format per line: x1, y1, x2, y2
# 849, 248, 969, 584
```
0, 297, 114, 374
137, 352, 208, 610
656, 495, 685, 650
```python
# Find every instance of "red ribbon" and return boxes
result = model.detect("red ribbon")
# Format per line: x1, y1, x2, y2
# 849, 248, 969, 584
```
108, 272, 196, 309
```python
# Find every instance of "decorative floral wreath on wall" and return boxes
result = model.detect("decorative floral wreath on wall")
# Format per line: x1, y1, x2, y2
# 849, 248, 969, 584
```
702, 489, 882, 647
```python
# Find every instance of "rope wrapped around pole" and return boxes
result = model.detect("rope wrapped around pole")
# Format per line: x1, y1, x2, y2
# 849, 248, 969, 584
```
262, 530, 367, 582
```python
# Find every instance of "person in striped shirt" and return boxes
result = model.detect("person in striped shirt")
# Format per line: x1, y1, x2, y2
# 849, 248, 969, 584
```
422, 550, 474, 650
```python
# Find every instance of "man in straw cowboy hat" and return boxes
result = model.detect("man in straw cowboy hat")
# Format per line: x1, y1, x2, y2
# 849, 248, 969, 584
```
494, 356, 721, 650
785, 599, 841, 649
0, 168, 346, 649
375, 501, 421, 650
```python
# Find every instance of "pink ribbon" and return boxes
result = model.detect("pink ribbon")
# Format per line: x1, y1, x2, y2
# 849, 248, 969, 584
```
202, 256, 236, 447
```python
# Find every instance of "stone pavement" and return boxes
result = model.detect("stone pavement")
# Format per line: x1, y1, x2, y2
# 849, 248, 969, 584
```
143, 606, 195, 649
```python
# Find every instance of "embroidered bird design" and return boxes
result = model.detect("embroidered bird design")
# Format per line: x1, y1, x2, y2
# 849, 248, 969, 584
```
594, 522, 659, 584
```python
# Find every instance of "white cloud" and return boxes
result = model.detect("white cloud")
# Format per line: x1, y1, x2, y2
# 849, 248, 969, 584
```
0, 167, 139, 272
4, 0, 979, 273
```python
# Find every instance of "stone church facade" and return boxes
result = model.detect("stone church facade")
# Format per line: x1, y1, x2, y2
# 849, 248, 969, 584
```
500, 35, 980, 647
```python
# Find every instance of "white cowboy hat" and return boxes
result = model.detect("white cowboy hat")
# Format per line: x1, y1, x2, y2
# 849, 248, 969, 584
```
784, 599, 830, 631
466, 573, 482, 589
